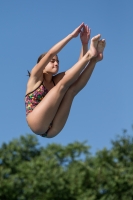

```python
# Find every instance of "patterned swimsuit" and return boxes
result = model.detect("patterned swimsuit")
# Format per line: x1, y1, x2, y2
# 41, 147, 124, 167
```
25, 79, 55, 137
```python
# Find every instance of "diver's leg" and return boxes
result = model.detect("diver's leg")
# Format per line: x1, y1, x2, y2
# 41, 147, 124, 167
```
47, 39, 106, 138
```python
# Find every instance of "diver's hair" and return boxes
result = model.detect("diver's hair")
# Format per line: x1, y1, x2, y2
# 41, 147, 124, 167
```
37, 52, 47, 63
27, 52, 47, 77
27, 70, 31, 77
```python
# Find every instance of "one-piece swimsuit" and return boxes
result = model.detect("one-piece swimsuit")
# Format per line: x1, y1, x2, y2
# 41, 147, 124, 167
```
25, 79, 55, 137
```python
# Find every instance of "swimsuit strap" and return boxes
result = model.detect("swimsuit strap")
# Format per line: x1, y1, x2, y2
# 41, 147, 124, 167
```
52, 78, 55, 86
25, 81, 43, 96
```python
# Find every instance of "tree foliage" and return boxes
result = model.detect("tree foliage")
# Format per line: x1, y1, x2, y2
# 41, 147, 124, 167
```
0, 131, 133, 200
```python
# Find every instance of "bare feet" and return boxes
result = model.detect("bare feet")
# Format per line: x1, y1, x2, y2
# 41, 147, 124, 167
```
96, 39, 106, 62
85, 34, 101, 60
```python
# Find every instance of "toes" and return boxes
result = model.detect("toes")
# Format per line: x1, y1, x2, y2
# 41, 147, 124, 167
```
98, 39, 106, 47
92, 34, 101, 41
101, 39, 106, 46
98, 40, 103, 44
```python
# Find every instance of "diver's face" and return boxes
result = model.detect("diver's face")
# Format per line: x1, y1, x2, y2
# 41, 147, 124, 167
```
44, 55, 59, 75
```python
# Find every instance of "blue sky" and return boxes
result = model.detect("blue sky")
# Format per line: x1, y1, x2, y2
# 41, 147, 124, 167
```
0, 1, 133, 154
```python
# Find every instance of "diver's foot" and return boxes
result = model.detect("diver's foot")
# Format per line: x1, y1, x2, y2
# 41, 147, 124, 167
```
96, 39, 106, 62
87, 34, 101, 59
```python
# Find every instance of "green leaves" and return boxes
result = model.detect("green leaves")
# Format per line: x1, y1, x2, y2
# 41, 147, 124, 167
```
0, 132, 133, 199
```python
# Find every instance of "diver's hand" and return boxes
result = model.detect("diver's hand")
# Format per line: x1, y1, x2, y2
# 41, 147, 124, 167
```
80, 24, 91, 44
71, 23, 84, 38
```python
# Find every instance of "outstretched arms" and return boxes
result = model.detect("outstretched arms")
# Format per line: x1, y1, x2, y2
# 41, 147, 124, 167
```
79, 24, 91, 60
31, 23, 85, 77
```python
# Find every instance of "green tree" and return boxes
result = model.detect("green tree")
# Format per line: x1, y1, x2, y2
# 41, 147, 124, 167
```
94, 133, 133, 200
0, 131, 133, 200
0, 135, 92, 199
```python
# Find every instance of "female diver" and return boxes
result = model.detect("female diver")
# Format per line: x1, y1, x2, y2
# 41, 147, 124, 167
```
25, 23, 106, 138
